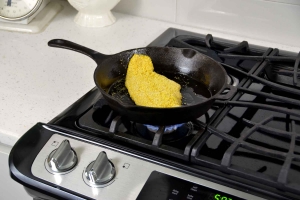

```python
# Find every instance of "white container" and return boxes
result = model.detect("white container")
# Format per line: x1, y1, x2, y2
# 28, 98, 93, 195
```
68, 0, 120, 27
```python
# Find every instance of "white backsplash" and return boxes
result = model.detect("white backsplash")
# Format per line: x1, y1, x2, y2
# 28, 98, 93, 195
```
113, 0, 176, 22
113, 0, 300, 48
266, 0, 300, 5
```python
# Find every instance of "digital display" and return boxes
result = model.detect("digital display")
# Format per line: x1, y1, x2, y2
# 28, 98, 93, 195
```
137, 171, 246, 200
214, 194, 233, 200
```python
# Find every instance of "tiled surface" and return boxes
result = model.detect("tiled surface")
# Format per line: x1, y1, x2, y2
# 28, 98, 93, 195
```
176, 0, 300, 47
112, 0, 300, 47
113, 0, 176, 22
265, 0, 300, 5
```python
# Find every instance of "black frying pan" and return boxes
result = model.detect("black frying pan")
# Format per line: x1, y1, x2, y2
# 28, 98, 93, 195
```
48, 39, 236, 125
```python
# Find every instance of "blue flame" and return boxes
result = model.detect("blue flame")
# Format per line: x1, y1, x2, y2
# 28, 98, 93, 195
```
145, 123, 184, 133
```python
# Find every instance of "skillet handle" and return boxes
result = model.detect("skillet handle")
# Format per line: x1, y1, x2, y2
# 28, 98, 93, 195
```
48, 39, 109, 64
215, 84, 237, 100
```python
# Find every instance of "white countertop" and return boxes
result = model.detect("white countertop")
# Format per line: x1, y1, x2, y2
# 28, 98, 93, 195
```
0, 0, 299, 146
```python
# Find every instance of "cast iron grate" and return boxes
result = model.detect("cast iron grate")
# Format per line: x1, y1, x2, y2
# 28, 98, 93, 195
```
219, 52, 300, 86
77, 98, 215, 161
202, 117, 300, 195
205, 34, 250, 54
168, 34, 300, 87
192, 55, 300, 195
166, 35, 264, 73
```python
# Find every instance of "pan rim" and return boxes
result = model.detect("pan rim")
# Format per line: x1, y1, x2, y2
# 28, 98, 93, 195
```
93, 46, 229, 110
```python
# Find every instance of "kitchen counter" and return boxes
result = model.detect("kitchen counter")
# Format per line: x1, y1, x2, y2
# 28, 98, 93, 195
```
0, 0, 299, 147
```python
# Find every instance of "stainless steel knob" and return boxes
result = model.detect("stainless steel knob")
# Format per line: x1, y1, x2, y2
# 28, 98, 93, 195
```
46, 140, 78, 174
83, 151, 116, 187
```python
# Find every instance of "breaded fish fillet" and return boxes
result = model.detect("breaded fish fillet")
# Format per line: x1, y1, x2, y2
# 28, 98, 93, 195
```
125, 54, 182, 108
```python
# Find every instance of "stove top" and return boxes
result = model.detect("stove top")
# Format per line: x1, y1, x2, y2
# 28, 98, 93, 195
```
67, 29, 300, 199
10, 28, 300, 200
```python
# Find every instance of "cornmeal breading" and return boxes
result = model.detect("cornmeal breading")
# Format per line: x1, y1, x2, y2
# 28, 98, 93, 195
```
125, 54, 182, 107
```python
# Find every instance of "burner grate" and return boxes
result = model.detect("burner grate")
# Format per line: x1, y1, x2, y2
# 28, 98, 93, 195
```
284, 52, 300, 86
169, 33, 300, 88
77, 99, 209, 161
205, 34, 250, 54
167, 34, 265, 73
264, 50, 300, 88
192, 48, 300, 195
223, 62, 300, 94
204, 117, 300, 195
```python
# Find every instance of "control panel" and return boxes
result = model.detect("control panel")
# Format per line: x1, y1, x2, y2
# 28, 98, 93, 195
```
31, 130, 263, 200
137, 171, 244, 200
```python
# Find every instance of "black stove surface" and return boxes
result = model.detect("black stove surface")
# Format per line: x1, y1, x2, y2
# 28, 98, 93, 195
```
50, 28, 300, 200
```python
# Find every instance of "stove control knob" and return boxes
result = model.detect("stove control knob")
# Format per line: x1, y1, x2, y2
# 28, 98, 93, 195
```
46, 140, 78, 174
83, 151, 116, 187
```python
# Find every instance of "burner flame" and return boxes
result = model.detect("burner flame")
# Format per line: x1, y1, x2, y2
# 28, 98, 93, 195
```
144, 124, 184, 134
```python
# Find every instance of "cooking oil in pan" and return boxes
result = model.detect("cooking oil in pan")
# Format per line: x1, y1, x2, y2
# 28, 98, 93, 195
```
160, 72, 211, 105
109, 72, 211, 106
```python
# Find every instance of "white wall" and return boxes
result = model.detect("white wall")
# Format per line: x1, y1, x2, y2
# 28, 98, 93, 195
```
113, 0, 300, 48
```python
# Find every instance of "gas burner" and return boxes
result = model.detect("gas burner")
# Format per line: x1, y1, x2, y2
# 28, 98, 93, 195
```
133, 122, 193, 143
144, 123, 184, 134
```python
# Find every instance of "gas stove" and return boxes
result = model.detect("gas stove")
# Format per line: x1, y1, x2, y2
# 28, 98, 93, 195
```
9, 28, 300, 200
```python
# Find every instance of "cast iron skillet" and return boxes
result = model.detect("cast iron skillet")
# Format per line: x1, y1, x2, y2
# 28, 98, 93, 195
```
48, 39, 236, 125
